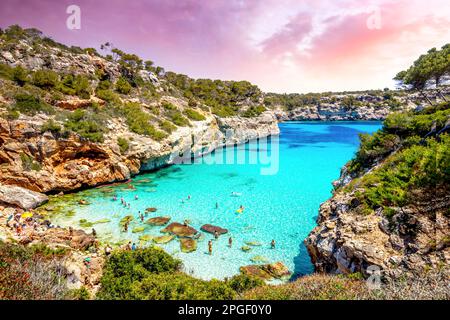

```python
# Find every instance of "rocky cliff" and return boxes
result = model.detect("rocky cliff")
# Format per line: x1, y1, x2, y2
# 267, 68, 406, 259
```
305, 102, 450, 279
0, 111, 278, 196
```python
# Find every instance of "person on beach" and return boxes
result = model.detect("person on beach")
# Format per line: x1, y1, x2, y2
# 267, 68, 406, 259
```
271, 239, 276, 249
208, 240, 212, 255
124, 222, 129, 232
126, 241, 132, 250
214, 230, 219, 240
140, 213, 144, 223
6, 214, 13, 227
228, 237, 232, 248
183, 220, 189, 226
131, 243, 136, 251
69, 226, 73, 238
120, 197, 124, 204
105, 245, 112, 256
92, 228, 96, 237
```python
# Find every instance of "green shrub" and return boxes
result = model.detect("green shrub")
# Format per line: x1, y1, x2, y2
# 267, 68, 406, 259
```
115, 77, 132, 94
13, 93, 54, 115
11, 65, 28, 86
168, 110, 190, 126
159, 120, 176, 133
117, 137, 129, 154
120, 103, 167, 141
226, 274, 264, 293
0, 241, 69, 300
20, 152, 41, 171
64, 109, 104, 142
5, 109, 20, 120
242, 105, 266, 118
57, 74, 91, 98
96, 89, 120, 103
184, 108, 206, 121
68, 287, 91, 300
96, 247, 236, 300
97, 80, 111, 90
41, 119, 62, 134
32, 69, 59, 89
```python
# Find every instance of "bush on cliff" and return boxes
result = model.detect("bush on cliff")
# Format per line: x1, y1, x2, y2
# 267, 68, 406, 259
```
32, 69, 59, 89
97, 247, 232, 299
64, 109, 105, 142
345, 101, 450, 216
0, 241, 69, 300
184, 107, 206, 121
96, 247, 262, 300
13, 93, 54, 116
120, 102, 167, 140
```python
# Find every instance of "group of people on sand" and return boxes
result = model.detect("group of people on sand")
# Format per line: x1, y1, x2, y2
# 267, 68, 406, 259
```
4, 208, 56, 239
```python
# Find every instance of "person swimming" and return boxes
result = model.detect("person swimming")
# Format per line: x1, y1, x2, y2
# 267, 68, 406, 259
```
208, 240, 212, 255
228, 237, 232, 248
135, 195, 139, 200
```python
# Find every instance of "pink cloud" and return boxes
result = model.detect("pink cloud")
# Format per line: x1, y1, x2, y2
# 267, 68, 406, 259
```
0, 0, 449, 92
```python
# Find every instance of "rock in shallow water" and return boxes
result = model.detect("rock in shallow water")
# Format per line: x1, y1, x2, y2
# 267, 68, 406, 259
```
240, 262, 290, 280
0, 184, 48, 210
161, 222, 198, 237
153, 235, 175, 244
146, 216, 170, 226
180, 238, 197, 253
200, 224, 228, 235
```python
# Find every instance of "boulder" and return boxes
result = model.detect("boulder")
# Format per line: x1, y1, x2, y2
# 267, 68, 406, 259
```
153, 235, 175, 244
239, 265, 272, 280
161, 222, 198, 238
200, 224, 228, 235
180, 238, 197, 253
0, 184, 48, 209
240, 262, 291, 281
132, 226, 145, 233
262, 262, 291, 279
39, 227, 95, 250
146, 216, 170, 226
145, 207, 157, 213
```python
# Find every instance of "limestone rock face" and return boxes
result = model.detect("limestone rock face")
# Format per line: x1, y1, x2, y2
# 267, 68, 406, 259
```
0, 184, 48, 209
305, 190, 450, 278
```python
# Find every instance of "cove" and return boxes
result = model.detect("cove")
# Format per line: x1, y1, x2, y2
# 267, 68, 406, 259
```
47, 121, 382, 281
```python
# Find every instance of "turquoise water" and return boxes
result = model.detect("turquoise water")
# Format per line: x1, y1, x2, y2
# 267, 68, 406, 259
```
50, 121, 381, 281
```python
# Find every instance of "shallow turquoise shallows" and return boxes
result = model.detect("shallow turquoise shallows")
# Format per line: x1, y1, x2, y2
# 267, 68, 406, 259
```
51, 121, 381, 281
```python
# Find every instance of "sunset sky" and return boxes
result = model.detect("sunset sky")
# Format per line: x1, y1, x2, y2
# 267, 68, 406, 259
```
1, 0, 449, 93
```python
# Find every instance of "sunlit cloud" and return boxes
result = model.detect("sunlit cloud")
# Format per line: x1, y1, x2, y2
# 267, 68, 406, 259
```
0, 0, 449, 93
